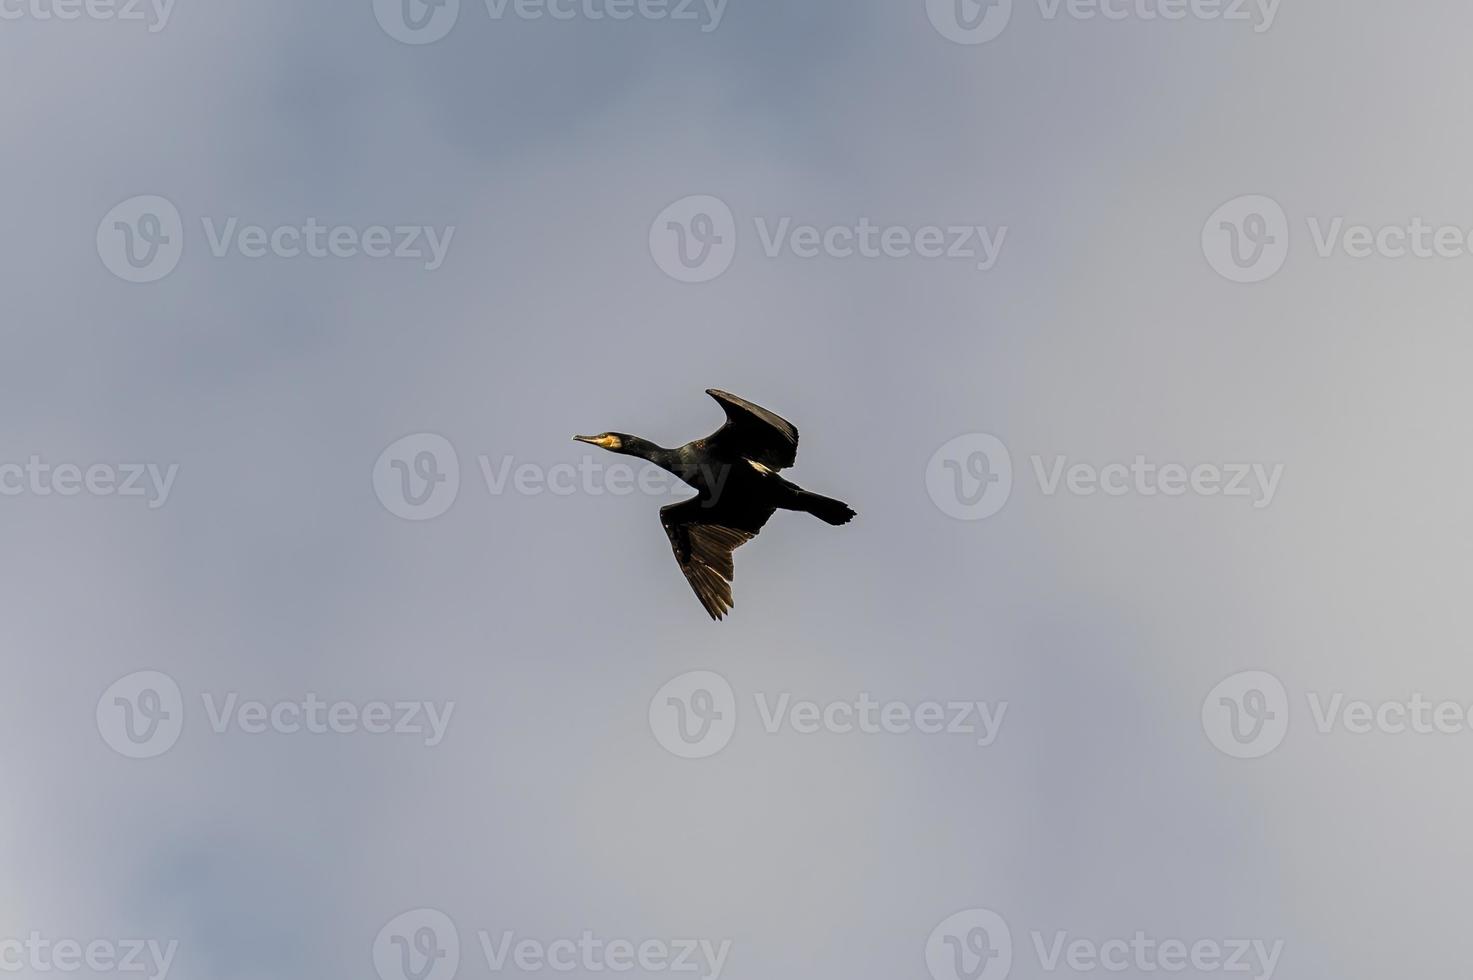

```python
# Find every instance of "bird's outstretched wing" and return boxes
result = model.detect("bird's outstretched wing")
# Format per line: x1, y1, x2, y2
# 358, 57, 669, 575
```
660, 495, 775, 620
704, 389, 799, 471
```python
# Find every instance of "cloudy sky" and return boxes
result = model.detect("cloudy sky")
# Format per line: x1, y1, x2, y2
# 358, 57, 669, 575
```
3, 1, 1472, 978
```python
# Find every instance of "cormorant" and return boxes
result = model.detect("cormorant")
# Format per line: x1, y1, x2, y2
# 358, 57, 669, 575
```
575, 389, 856, 620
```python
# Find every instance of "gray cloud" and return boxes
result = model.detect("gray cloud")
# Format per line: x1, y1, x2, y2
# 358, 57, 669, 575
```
3, 1, 1470, 979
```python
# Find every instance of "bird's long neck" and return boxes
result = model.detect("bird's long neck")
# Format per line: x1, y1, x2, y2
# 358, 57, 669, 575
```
622, 436, 681, 473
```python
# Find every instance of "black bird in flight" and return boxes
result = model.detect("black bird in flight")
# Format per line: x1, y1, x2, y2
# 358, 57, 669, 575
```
575, 389, 855, 620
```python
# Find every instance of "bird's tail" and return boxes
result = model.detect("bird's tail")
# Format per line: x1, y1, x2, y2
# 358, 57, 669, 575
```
795, 491, 856, 526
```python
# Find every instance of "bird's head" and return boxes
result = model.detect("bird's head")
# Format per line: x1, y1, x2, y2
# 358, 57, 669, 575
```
572, 432, 633, 454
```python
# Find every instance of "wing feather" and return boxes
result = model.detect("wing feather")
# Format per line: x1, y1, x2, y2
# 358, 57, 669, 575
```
704, 389, 799, 471
660, 497, 774, 620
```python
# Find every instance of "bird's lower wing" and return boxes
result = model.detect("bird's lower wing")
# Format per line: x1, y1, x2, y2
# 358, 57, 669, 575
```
660, 498, 773, 620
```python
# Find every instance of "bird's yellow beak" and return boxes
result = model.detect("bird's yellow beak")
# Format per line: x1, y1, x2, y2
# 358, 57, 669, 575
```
573, 434, 622, 450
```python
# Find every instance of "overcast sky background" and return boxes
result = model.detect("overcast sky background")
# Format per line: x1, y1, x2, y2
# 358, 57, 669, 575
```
3, 1, 1472, 978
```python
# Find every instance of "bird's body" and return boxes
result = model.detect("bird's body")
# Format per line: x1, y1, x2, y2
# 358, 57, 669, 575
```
575, 389, 855, 620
